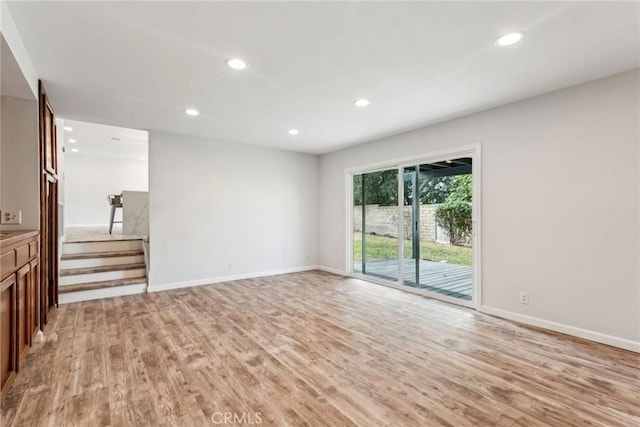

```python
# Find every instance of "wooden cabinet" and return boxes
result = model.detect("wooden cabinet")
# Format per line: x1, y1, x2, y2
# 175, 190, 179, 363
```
0, 231, 40, 401
29, 259, 40, 342
0, 274, 17, 402
16, 264, 31, 365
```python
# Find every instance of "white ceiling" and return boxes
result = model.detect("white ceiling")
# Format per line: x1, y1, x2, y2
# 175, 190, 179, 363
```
62, 119, 148, 161
6, 1, 640, 154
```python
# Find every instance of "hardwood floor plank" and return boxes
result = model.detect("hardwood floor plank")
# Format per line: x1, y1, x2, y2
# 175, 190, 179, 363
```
1, 271, 638, 426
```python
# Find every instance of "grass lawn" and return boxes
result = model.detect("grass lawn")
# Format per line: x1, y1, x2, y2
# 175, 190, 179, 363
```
353, 233, 472, 266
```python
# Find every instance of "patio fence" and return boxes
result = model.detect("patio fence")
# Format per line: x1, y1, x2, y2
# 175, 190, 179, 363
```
353, 204, 450, 244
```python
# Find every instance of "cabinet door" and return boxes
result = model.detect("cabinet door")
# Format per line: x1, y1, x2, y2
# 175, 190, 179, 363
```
16, 265, 30, 366
0, 274, 17, 401
29, 259, 40, 341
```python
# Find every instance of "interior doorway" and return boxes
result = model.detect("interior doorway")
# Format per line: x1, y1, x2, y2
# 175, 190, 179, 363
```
58, 120, 149, 241
350, 146, 481, 308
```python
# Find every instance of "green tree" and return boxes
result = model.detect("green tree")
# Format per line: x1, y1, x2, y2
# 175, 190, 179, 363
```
419, 176, 453, 204
353, 170, 398, 206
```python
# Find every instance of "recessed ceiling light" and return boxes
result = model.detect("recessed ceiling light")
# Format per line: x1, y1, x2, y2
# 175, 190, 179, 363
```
68, 139, 77, 143
71, 148, 79, 153
185, 108, 199, 116
226, 58, 247, 70
495, 32, 525, 46
140, 156, 146, 160
354, 99, 370, 107
64, 126, 73, 131
288, 129, 299, 136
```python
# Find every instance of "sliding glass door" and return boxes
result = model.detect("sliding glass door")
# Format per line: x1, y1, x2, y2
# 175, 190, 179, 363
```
402, 165, 421, 286
353, 168, 399, 282
402, 159, 473, 301
353, 156, 475, 305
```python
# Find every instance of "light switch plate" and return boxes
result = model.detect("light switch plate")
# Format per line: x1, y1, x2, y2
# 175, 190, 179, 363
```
1, 210, 22, 224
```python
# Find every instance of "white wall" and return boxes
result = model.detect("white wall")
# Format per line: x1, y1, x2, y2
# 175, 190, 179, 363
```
0, 1, 38, 98
56, 118, 65, 205
0, 95, 39, 230
148, 131, 319, 289
319, 69, 640, 350
64, 154, 148, 226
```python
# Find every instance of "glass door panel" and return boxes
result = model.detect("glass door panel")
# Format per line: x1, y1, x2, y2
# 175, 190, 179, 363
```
353, 169, 399, 282
402, 166, 420, 286
403, 158, 473, 301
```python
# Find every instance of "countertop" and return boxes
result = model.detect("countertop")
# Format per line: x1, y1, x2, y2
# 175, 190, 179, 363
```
0, 230, 39, 247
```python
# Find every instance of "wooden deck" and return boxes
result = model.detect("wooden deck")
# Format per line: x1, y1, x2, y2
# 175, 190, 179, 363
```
354, 258, 472, 300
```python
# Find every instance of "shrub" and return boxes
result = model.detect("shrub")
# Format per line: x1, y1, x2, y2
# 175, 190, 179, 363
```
435, 201, 472, 246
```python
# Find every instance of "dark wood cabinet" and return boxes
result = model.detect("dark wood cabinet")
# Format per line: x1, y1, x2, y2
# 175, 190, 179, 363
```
0, 274, 17, 401
16, 264, 31, 366
0, 231, 40, 401
29, 259, 40, 342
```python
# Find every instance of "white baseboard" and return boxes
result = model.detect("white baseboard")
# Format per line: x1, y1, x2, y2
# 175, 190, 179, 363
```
315, 265, 347, 276
147, 265, 319, 293
481, 305, 640, 353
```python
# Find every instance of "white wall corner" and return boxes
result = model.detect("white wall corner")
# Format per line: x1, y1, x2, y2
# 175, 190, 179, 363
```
480, 305, 640, 353
1, 1, 38, 98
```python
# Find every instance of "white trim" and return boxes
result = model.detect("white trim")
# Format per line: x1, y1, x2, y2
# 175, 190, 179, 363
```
147, 265, 318, 293
481, 305, 640, 353
397, 166, 404, 282
344, 170, 354, 275
472, 145, 482, 309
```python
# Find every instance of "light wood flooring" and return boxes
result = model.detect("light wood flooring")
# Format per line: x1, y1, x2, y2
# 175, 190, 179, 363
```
1, 271, 638, 426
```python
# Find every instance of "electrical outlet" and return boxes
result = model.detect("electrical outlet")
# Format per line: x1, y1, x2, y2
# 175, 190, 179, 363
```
519, 292, 529, 305
228, 262, 234, 271
1, 210, 22, 224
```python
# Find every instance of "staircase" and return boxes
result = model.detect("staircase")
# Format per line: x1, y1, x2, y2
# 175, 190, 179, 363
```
59, 239, 147, 304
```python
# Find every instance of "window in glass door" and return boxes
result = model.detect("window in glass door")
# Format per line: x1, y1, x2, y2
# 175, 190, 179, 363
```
353, 169, 400, 283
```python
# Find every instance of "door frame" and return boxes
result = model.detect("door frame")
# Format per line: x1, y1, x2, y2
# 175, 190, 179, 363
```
38, 81, 58, 326
345, 143, 482, 309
